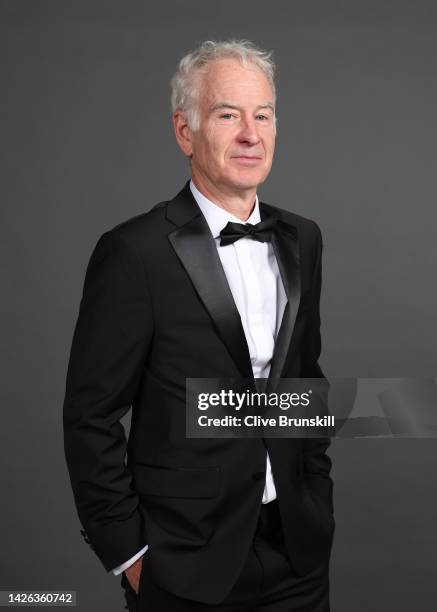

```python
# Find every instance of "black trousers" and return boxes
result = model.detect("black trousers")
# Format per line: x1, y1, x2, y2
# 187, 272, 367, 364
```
121, 499, 330, 611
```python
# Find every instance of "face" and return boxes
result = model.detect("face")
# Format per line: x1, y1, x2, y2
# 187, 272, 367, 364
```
175, 58, 276, 196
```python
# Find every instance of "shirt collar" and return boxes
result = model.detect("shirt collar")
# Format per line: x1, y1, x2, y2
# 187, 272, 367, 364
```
189, 179, 260, 239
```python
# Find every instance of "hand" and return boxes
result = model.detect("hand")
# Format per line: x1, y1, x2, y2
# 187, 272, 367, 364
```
124, 555, 143, 594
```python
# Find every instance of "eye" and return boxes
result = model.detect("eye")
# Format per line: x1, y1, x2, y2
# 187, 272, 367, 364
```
256, 114, 269, 121
220, 113, 235, 120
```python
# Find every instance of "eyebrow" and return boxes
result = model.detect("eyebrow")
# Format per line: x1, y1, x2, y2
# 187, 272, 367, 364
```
209, 102, 275, 113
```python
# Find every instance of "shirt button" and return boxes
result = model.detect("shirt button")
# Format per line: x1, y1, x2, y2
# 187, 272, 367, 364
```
253, 471, 265, 481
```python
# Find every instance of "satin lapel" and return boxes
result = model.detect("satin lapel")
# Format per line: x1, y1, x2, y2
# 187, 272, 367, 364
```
267, 220, 301, 383
167, 186, 253, 379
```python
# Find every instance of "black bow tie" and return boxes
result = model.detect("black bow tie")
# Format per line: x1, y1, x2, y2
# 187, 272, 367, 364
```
219, 216, 278, 246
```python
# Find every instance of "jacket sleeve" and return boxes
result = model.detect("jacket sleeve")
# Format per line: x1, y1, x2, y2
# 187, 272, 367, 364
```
63, 229, 154, 571
300, 222, 334, 515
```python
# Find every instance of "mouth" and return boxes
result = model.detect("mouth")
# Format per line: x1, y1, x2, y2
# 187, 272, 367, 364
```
231, 156, 263, 166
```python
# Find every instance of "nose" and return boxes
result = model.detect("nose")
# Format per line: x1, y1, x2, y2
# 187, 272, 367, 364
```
237, 117, 260, 146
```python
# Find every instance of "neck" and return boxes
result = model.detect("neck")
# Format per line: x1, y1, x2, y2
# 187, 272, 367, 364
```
191, 172, 257, 221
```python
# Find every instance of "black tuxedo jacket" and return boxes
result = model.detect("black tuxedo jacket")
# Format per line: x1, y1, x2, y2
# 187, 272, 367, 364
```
63, 180, 334, 604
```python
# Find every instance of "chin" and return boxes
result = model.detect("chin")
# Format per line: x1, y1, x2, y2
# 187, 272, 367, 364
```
227, 171, 264, 191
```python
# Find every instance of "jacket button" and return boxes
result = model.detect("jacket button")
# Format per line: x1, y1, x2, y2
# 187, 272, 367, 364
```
253, 471, 265, 481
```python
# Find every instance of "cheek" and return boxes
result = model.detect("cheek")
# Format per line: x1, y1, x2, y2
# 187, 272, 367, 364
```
265, 137, 275, 158
203, 128, 224, 158
206, 126, 233, 155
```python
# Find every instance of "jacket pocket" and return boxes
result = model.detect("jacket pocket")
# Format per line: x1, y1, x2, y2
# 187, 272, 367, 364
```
301, 478, 335, 535
134, 463, 220, 499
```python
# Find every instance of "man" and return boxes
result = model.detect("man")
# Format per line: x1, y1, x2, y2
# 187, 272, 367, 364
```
63, 40, 335, 611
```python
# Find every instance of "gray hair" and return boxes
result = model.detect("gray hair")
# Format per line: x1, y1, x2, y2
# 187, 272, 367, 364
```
171, 39, 276, 132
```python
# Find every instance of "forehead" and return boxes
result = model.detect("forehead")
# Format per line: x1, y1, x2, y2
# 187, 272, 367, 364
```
198, 58, 274, 107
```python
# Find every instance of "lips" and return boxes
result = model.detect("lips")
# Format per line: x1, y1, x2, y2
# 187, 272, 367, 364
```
231, 156, 262, 165
232, 156, 262, 160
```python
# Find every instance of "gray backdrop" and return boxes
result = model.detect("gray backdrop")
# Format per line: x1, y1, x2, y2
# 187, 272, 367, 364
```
1, 1, 436, 610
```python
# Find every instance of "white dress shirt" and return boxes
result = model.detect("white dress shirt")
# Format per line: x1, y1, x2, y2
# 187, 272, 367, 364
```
112, 180, 287, 575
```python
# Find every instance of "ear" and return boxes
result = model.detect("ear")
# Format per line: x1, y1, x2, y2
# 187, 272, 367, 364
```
173, 110, 193, 158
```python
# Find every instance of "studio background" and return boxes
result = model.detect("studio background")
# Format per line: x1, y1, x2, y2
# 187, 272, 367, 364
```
1, 1, 436, 610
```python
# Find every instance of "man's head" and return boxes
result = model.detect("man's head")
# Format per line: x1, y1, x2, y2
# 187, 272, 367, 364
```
171, 40, 277, 199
